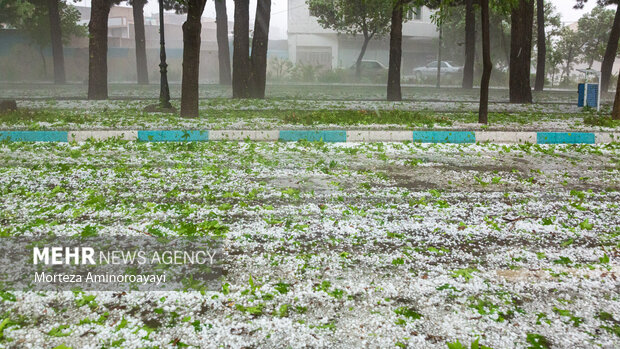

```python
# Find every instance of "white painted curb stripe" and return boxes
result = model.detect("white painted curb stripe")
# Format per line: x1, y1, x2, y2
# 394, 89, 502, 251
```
475, 132, 537, 144
69, 131, 138, 142
209, 130, 279, 141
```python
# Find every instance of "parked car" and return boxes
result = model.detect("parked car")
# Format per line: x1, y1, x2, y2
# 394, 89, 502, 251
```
349, 60, 388, 79
410, 61, 463, 80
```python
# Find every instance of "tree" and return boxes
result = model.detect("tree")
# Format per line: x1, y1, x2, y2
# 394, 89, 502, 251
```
306, 0, 392, 78
88, 0, 120, 100
387, 0, 411, 101
612, 69, 620, 118
129, 0, 148, 85
0, 0, 35, 28
215, 0, 231, 85
180, 0, 208, 117
249, 0, 271, 99
534, 0, 545, 91
47, 0, 65, 83
479, 0, 491, 123
555, 26, 584, 84
232, 0, 250, 98
577, 6, 616, 68
2, 0, 84, 83
509, 0, 534, 104
462, 0, 475, 89
576, 0, 620, 93
533, 1, 561, 88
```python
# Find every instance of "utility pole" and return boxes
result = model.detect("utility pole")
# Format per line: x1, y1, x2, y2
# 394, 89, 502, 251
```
159, 0, 172, 108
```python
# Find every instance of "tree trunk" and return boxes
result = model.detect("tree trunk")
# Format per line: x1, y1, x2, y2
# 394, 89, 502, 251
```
88, 0, 111, 100
233, 0, 251, 98
133, 0, 148, 85
355, 33, 372, 79
534, 0, 545, 91
509, 0, 534, 104
600, 5, 620, 93
38, 46, 47, 77
249, 0, 271, 99
215, 0, 232, 85
387, 0, 404, 101
479, 0, 491, 124
613, 70, 620, 119
47, 0, 65, 84
180, 0, 207, 117
462, 0, 475, 89
436, 24, 442, 88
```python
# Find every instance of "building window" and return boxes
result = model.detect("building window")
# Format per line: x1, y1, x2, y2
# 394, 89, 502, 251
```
407, 6, 422, 21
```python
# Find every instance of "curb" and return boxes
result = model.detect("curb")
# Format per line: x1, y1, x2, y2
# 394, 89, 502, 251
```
0, 130, 617, 144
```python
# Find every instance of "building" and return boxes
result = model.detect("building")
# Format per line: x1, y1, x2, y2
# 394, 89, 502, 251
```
73, 5, 225, 50
287, 0, 439, 72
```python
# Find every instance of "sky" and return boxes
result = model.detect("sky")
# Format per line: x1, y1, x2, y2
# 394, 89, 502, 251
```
79, 0, 607, 40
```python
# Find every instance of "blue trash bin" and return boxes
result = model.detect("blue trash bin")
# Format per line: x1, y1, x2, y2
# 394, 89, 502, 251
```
578, 83, 599, 108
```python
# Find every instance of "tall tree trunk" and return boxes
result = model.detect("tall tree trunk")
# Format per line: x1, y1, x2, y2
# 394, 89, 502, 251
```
509, 0, 534, 104
180, 0, 207, 117
462, 0, 475, 89
534, 0, 545, 91
38, 46, 47, 77
133, 0, 148, 85
600, 6, 620, 93
387, 0, 404, 101
436, 23, 442, 88
47, 0, 65, 84
612, 70, 620, 119
479, 0, 491, 124
215, 0, 232, 85
249, 0, 271, 99
88, 0, 111, 100
355, 33, 372, 79
233, 0, 250, 98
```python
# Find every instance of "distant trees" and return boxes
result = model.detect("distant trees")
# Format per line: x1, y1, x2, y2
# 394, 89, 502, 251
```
232, 0, 251, 98
180, 0, 208, 117
249, 0, 272, 98
462, 0, 475, 89
306, 0, 392, 78
534, 0, 546, 91
577, 6, 616, 68
47, 0, 66, 83
129, 0, 149, 85
479, 0, 491, 123
1, 0, 85, 84
215, 0, 231, 85
576, 0, 620, 93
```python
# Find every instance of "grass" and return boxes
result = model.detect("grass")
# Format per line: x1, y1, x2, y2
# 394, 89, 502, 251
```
0, 82, 588, 102
0, 106, 610, 130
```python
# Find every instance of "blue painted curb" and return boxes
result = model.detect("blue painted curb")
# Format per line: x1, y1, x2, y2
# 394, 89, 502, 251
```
537, 132, 595, 144
412, 131, 476, 143
279, 130, 347, 142
137, 130, 209, 142
0, 131, 68, 142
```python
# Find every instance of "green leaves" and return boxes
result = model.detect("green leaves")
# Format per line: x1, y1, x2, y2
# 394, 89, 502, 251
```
525, 333, 551, 349
48, 324, 72, 337
446, 338, 493, 349
394, 306, 422, 320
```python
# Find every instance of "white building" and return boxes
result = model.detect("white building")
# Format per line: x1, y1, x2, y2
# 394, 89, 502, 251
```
287, 0, 439, 71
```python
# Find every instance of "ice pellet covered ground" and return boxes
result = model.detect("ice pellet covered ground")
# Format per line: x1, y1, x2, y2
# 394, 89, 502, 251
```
0, 141, 618, 348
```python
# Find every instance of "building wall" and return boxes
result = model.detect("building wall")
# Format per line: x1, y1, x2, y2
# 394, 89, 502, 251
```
287, 0, 438, 70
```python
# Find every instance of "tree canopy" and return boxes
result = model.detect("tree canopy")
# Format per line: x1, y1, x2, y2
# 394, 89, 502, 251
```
306, 0, 394, 39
